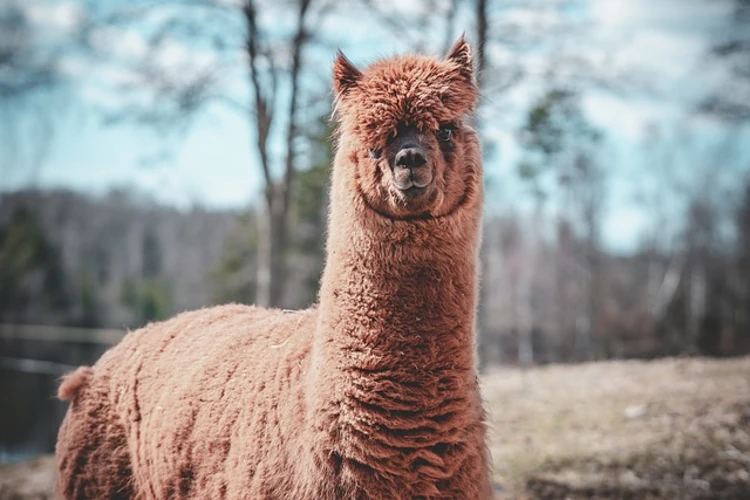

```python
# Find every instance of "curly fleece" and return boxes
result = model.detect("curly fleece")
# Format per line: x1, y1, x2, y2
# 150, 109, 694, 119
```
55, 37, 491, 499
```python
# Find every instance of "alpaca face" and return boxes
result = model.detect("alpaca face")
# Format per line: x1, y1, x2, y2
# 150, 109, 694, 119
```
333, 37, 480, 219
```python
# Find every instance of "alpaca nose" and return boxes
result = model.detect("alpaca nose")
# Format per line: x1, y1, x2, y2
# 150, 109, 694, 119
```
394, 146, 426, 170
392, 144, 432, 192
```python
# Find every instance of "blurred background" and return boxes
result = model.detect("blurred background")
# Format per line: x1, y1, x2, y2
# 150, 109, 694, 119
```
1, 0, 749, 497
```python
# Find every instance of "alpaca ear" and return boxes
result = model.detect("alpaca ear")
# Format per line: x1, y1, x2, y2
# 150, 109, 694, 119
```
444, 35, 473, 80
333, 50, 362, 97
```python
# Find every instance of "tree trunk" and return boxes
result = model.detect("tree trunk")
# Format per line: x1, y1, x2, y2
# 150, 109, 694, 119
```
474, 0, 491, 368
246, 0, 310, 308
518, 193, 542, 366
255, 186, 289, 307
475, 0, 488, 87
687, 263, 706, 351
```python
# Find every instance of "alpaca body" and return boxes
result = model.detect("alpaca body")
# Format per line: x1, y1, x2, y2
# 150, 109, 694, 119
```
57, 38, 491, 499
58, 287, 488, 499
56, 305, 317, 498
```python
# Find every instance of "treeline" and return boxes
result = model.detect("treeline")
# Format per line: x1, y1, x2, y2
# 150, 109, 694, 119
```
0, 189, 235, 328
478, 90, 750, 365
481, 184, 750, 365
0, 163, 328, 330
2, 173, 749, 366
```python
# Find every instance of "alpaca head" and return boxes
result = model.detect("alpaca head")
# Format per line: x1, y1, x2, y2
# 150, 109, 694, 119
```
332, 37, 481, 220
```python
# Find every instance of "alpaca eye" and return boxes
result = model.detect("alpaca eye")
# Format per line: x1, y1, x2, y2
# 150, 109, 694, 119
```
368, 148, 382, 159
436, 126, 453, 142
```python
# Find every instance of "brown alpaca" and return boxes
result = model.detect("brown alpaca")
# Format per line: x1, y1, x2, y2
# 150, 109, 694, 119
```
55, 37, 491, 499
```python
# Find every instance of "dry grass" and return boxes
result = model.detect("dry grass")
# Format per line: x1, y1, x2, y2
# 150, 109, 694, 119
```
2, 356, 749, 499
484, 356, 750, 499
0, 455, 55, 500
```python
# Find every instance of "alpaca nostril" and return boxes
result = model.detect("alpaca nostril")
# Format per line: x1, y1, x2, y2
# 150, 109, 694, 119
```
395, 147, 426, 169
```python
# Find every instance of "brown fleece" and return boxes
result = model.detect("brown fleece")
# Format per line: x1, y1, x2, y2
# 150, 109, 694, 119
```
57, 366, 93, 401
55, 37, 491, 500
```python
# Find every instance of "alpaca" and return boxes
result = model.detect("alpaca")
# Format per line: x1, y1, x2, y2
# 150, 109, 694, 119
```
56, 36, 491, 499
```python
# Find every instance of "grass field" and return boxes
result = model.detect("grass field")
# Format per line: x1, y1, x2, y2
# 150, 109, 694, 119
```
486, 357, 750, 499
2, 356, 749, 499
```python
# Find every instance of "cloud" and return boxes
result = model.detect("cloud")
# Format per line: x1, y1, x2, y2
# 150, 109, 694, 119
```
590, 0, 730, 35
154, 42, 190, 69
26, 1, 82, 32
591, 0, 734, 72
583, 93, 676, 142
213, 0, 243, 6
90, 26, 149, 60
78, 85, 124, 108
583, 0, 737, 125
58, 57, 91, 78
603, 205, 649, 253
368, 0, 438, 17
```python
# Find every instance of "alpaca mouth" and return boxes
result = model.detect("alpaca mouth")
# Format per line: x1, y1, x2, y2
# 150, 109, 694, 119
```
394, 182, 431, 202
393, 170, 433, 192
391, 183, 438, 214
393, 172, 433, 197
400, 185, 426, 197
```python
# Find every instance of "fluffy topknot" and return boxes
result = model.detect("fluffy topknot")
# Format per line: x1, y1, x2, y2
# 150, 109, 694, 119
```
332, 37, 478, 150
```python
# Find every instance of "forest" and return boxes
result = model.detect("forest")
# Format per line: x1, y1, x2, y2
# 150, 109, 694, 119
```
3, 174, 750, 365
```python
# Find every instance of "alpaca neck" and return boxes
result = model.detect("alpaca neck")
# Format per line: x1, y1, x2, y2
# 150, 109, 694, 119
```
313, 146, 483, 399
318, 230, 479, 372
303, 144, 484, 495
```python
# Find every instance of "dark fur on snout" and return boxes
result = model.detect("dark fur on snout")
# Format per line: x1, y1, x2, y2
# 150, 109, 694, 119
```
387, 126, 434, 194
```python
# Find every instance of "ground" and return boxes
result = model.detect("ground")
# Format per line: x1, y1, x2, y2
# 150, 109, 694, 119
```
486, 357, 750, 499
1, 357, 749, 499
0, 455, 55, 500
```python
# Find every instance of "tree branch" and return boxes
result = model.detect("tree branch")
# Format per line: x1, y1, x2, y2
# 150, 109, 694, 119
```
282, 0, 313, 214
242, 0, 273, 201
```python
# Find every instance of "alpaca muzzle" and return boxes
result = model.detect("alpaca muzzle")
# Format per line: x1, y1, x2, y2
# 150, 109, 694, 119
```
392, 144, 433, 194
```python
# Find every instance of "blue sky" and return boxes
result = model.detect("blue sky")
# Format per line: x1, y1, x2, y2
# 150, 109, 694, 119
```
3, 0, 749, 253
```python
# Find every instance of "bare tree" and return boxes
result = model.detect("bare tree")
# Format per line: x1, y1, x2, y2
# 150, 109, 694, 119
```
474, 0, 487, 85
245, 0, 312, 306
0, 1, 76, 179
701, 0, 750, 122
81, 0, 324, 307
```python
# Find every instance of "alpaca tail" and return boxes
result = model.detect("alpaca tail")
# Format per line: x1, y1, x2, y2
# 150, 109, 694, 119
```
58, 366, 93, 401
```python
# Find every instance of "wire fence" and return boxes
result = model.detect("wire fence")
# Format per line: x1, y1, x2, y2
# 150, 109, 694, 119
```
0, 324, 125, 376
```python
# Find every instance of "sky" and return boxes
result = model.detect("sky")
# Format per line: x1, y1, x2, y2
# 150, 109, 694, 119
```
2, 0, 749, 253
